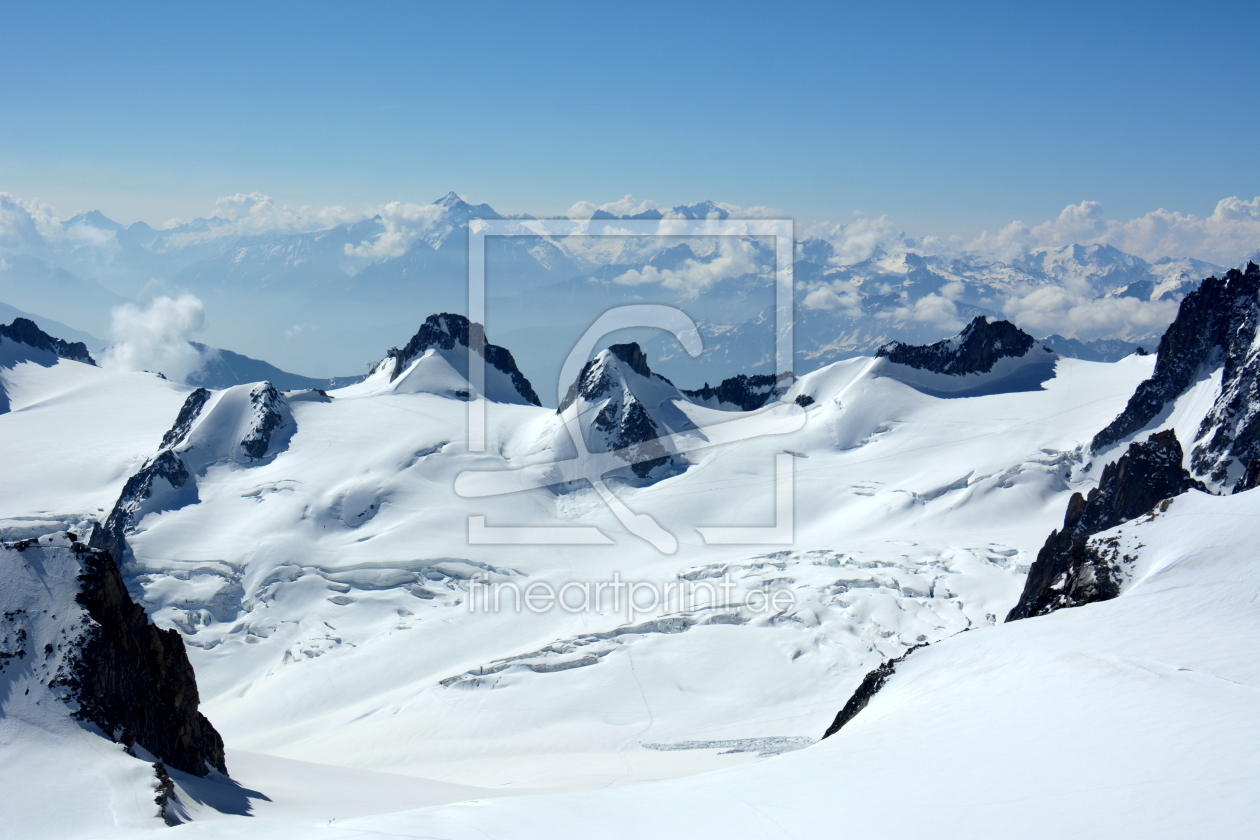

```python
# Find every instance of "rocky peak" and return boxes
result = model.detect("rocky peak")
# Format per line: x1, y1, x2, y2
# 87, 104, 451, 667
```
875, 316, 1039, 375
607, 342, 652, 378
0, 317, 96, 365
559, 342, 674, 412
556, 342, 689, 480
385, 313, 540, 406
1007, 430, 1205, 621
1091, 262, 1260, 488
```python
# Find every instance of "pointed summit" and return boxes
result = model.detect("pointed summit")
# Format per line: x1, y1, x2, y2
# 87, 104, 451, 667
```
556, 343, 692, 480
63, 210, 124, 231
431, 191, 501, 222
349, 313, 539, 405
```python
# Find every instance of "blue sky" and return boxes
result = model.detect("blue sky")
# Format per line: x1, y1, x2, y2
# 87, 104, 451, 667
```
1, 0, 1257, 236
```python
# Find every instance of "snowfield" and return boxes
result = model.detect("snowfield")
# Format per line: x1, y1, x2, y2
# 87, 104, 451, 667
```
1, 325, 1256, 839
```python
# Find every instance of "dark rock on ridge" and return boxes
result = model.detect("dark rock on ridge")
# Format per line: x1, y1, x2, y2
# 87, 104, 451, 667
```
93, 389, 211, 561
0, 317, 96, 364
822, 643, 927, 739
682, 372, 790, 411
1091, 264, 1260, 483
239, 382, 288, 461
1007, 430, 1204, 621
159, 387, 212, 450
876, 316, 1040, 375
386, 313, 540, 406
94, 383, 292, 562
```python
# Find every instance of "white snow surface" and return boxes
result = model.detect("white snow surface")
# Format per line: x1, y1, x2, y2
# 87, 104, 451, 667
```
1, 345, 1256, 837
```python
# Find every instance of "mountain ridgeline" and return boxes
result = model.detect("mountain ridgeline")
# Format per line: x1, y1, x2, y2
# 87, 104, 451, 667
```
385, 313, 541, 406
875, 315, 1041, 375
0, 317, 96, 365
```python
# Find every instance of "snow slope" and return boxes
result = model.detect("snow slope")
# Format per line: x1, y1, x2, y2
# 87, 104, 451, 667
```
0, 339, 1152, 794
10, 315, 1248, 838
321, 487, 1257, 840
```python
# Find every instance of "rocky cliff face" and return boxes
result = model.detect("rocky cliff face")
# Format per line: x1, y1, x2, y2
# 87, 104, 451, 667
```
875, 315, 1040, 375
0, 317, 96, 365
1, 533, 226, 776
1007, 430, 1204, 621
385, 312, 540, 406
1092, 263, 1260, 489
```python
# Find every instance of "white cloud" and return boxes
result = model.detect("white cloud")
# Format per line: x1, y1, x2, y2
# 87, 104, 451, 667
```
100, 294, 211, 383
1001, 283, 1179, 342
0, 192, 59, 249
802, 279, 864, 318
344, 201, 447, 259
805, 214, 936, 266
610, 236, 764, 294
876, 283, 964, 332
212, 192, 357, 236
972, 197, 1260, 266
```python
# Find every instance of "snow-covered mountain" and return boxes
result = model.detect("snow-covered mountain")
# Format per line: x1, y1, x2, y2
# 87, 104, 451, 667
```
1, 220, 1258, 837
0, 306, 1164, 825
548, 342, 696, 481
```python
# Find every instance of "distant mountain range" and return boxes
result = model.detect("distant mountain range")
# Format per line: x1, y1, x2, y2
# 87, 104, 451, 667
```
0, 192, 1239, 399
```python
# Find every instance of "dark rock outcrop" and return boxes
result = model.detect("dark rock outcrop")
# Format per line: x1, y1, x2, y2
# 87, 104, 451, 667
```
239, 382, 288, 461
1091, 264, 1260, 481
67, 541, 227, 776
159, 388, 211, 450
4, 536, 226, 777
1007, 430, 1204, 621
875, 316, 1039, 375
558, 342, 669, 411
822, 643, 926, 739
93, 389, 210, 560
0, 317, 96, 365
386, 313, 540, 406
682, 372, 792, 411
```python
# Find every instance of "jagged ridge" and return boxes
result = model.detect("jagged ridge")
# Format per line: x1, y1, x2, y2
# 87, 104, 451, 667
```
0, 317, 96, 365
1091, 263, 1260, 473
682, 372, 791, 411
821, 643, 927, 739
